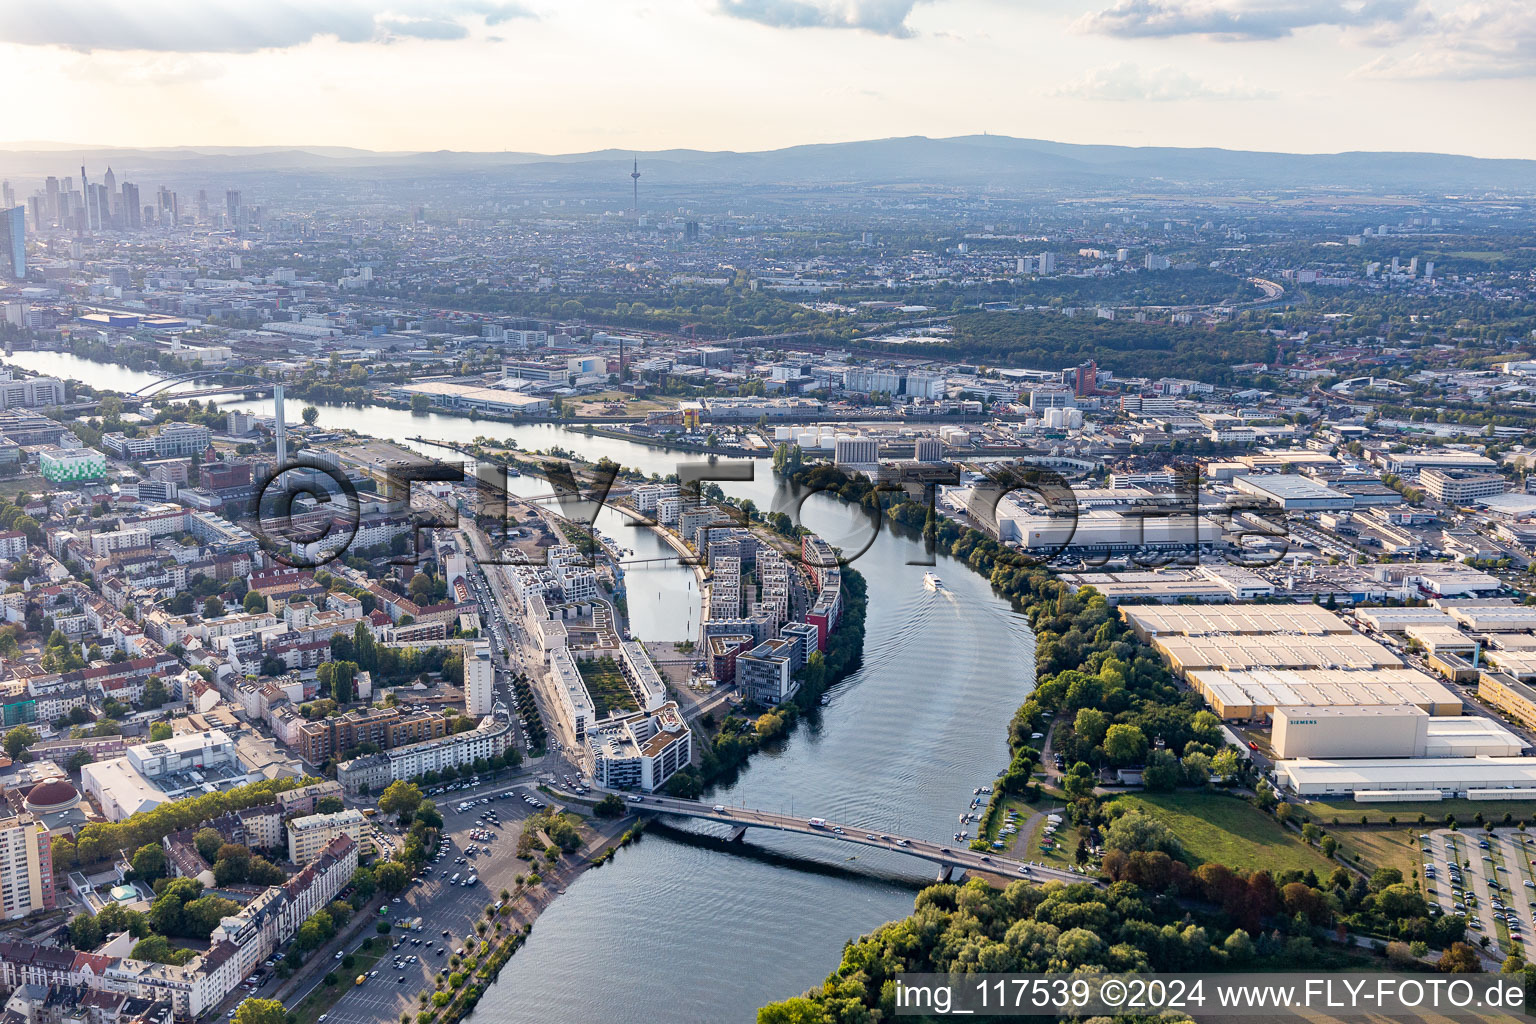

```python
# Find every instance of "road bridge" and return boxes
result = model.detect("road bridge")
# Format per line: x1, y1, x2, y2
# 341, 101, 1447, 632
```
635, 794, 1096, 886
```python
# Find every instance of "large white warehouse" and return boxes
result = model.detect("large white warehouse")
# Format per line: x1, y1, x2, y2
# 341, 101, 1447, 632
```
1272, 705, 1523, 760
1276, 756, 1536, 800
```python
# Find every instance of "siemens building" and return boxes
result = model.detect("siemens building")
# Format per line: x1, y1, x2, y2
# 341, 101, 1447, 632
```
0, 206, 23, 280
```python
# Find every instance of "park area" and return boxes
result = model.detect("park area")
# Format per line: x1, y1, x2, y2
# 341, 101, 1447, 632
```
1108, 792, 1335, 875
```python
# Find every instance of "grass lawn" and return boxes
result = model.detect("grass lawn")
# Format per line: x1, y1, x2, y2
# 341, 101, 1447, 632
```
576, 656, 639, 719
1023, 813, 1079, 869
291, 946, 385, 1024
1301, 798, 1536, 827
1110, 792, 1335, 875
0, 475, 45, 499
1331, 827, 1420, 885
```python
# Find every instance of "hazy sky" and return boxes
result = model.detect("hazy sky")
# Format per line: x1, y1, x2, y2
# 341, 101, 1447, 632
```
1, 0, 1533, 157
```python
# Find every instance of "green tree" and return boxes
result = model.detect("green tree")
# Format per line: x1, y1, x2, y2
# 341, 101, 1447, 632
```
1102, 724, 1148, 766
302, 405, 319, 426
3, 725, 38, 760
378, 780, 423, 819
194, 828, 224, 862
149, 721, 174, 742
1073, 707, 1108, 749
131, 843, 167, 880
243, 591, 268, 613
68, 912, 103, 949
1142, 749, 1181, 791
1104, 809, 1183, 858
1063, 762, 1096, 801
202, 596, 226, 619
233, 998, 287, 1024
375, 861, 409, 894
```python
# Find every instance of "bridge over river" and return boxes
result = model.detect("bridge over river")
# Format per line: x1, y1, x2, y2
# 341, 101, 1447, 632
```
635, 794, 1098, 885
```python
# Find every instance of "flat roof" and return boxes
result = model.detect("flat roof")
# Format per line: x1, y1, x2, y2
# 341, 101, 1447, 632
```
1123, 603, 1353, 637
1353, 607, 1459, 631
1273, 704, 1426, 721
1160, 632, 1402, 672
1189, 666, 1458, 712
1278, 756, 1536, 785
1234, 475, 1351, 500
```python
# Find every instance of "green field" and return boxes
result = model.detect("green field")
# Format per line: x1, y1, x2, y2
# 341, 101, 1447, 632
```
1109, 792, 1335, 875
576, 656, 639, 719
1300, 798, 1536, 827
1331, 827, 1421, 884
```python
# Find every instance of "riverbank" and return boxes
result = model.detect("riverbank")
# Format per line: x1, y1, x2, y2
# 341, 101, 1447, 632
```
666, 565, 868, 801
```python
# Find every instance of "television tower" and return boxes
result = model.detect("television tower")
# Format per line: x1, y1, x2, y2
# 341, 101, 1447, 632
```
630, 156, 640, 216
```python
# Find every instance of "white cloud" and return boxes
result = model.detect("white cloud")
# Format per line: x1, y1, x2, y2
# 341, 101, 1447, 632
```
1051, 62, 1274, 100
717, 0, 929, 38
0, 0, 536, 53
1074, 0, 1425, 42
1351, 1, 1536, 79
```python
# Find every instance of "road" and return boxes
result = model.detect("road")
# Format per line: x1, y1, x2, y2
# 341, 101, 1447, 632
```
312, 786, 617, 1024
635, 794, 1096, 885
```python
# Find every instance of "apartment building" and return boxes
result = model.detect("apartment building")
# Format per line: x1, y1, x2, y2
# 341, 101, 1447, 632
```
589, 702, 692, 792
286, 808, 365, 864
0, 813, 54, 919
294, 706, 448, 764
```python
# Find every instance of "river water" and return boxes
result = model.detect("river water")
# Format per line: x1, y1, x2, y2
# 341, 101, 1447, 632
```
8, 350, 1037, 1022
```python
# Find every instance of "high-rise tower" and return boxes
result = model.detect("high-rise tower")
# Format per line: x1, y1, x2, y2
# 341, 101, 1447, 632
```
631, 156, 640, 215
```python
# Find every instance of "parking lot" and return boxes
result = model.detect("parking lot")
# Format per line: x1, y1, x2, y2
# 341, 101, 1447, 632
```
295, 787, 551, 1024
1424, 827, 1536, 959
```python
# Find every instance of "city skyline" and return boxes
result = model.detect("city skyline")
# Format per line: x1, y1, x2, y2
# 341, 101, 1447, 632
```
0, 0, 1534, 159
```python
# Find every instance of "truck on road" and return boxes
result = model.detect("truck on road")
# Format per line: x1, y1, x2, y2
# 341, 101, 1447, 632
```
807, 818, 828, 828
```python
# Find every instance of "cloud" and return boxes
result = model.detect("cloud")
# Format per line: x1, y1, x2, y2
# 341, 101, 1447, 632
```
1074, 0, 1424, 41
717, 0, 929, 38
1051, 62, 1275, 100
1351, 1, 1536, 79
0, 0, 535, 53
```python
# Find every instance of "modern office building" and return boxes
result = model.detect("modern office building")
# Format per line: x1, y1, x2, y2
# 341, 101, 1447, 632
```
0, 376, 64, 409
286, 808, 365, 864
38, 446, 106, 484
1421, 468, 1507, 504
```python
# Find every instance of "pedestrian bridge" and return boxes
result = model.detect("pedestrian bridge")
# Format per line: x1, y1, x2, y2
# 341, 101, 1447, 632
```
635, 795, 1095, 885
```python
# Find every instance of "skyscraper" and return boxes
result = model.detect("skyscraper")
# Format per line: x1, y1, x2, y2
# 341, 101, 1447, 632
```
226, 189, 241, 226
44, 177, 59, 226
0, 206, 26, 280
120, 183, 141, 229
0, 182, 12, 211
102, 166, 116, 220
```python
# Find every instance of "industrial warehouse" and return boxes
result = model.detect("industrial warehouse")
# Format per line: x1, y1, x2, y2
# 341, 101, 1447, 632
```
1121, 603, 1536, 801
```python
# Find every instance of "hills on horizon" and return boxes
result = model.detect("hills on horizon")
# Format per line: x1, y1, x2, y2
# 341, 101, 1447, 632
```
0, 134, 1530, 194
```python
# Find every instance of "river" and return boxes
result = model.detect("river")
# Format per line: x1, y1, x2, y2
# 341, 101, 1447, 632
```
6, 350, 1037, 1022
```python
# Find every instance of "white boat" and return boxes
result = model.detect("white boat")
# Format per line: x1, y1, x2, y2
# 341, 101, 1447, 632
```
923, 572, 943, 591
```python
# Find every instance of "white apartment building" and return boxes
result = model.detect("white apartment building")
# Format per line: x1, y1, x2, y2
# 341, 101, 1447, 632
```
589, 702, 692, 792
465, 641, 494, 717
286, 808, 365, 864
